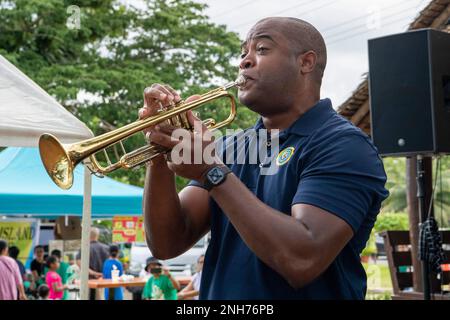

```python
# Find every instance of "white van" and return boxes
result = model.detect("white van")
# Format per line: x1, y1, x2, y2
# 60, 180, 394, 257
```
128, 235, 208, 277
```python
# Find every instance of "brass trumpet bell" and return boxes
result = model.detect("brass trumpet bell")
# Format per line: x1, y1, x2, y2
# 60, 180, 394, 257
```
39, 133, 74, 190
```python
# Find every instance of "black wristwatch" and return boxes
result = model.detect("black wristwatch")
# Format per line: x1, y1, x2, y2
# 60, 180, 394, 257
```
203, 165, 232, 191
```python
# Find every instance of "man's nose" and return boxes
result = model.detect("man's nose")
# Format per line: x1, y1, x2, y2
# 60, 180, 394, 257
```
239, 54, 254, 70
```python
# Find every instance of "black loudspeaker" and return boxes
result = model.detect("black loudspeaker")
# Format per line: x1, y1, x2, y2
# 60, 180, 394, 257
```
368, 29, 450, 156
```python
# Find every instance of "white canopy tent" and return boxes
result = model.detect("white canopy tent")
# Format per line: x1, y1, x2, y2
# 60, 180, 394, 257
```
0, 55, 93, 146
0, 54, 93, 300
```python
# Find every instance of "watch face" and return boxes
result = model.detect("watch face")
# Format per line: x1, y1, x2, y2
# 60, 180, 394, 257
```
208, 167, 225, 185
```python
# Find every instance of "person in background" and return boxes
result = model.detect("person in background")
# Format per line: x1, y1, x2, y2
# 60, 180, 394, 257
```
0, 239, 27, 300
142, 257, 180, 300
8, 246, 32, 297
66, 255, 81, 300
8, 246, 26, 282
37, 284, 50, 300
48, 249, 70, 300
177, 254, 204, 300
77, 227, 109, 300
102, 245, 124, 300
45, 256, 67, 300
30, 245, 46, 287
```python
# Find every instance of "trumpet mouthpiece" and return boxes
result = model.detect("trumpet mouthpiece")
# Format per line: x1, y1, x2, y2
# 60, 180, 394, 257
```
235, 75, 247, 88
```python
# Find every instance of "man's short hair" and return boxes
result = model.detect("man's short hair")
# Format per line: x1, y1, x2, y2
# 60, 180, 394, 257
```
38, 284, 50, 298
0, 239, 8, 254
109, 245, 119, 258
51, 249, 62, 259
8, 246, 20, 259
90, 227, 100, 240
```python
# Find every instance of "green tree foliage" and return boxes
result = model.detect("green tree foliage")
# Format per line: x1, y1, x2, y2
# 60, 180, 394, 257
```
382, 158, 407, 213
362, 212, 409, 257
381, 157, 450, 227
374, 212, 409, 232
0, 0, 257, 188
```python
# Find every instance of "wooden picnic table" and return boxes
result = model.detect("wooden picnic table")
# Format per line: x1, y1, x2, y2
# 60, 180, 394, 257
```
88, 277, 146, 289
88, 276, 192, 289
88, 276, 192, 300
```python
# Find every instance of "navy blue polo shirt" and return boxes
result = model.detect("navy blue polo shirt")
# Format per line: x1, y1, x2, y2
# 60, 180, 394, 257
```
189, 98, 389, 299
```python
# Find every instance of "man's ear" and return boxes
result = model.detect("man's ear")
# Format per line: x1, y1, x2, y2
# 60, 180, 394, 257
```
299, 51, 317, 75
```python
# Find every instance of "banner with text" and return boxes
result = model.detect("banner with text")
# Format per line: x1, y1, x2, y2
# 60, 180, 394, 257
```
0, 218, 40, 268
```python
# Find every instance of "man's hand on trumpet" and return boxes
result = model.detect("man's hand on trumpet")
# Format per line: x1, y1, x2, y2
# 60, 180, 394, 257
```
138, 82, 183, 139
138, 83, 222, 182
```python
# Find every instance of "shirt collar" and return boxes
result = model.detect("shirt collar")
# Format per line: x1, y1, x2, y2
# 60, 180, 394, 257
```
253, 98, 335, 137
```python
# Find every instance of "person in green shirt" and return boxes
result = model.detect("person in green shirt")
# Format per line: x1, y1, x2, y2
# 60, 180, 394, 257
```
43, 250, 70, 300
142, 257, 180, 300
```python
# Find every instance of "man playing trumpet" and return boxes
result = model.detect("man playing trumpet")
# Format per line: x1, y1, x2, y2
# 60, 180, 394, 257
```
139, 17, 388, 299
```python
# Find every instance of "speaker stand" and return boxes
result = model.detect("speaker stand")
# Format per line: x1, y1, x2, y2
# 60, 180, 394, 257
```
416, 155, 431, 300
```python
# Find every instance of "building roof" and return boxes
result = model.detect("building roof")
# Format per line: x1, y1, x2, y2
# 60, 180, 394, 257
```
337, 0, 450, 135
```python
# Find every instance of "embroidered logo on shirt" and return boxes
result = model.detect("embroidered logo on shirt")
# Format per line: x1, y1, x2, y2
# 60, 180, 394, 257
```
276, 147, 295, 166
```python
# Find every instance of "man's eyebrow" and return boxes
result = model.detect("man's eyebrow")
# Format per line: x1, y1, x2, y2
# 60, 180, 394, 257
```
241, 34, 277, 50
253, 34, 277, 43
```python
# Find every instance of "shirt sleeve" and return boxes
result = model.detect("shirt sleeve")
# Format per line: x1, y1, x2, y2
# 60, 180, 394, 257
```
292, 133, 388, 233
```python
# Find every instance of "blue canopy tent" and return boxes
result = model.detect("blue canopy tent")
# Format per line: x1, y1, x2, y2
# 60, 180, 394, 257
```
0, 147, 143, 217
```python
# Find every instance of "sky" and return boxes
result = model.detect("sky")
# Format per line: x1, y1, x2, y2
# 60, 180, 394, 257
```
195, 0, 431, 108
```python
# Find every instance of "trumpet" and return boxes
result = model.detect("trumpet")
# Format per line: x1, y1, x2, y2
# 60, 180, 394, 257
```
39, 76, 246, 190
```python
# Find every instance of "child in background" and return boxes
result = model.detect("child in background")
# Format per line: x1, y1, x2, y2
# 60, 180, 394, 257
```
66, 256, 81, 300
50, 250, 70, 300
142, 257, 180, 300
37, 284, 50, 300
102, 245, 124, 300
45, 256, 67, 300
